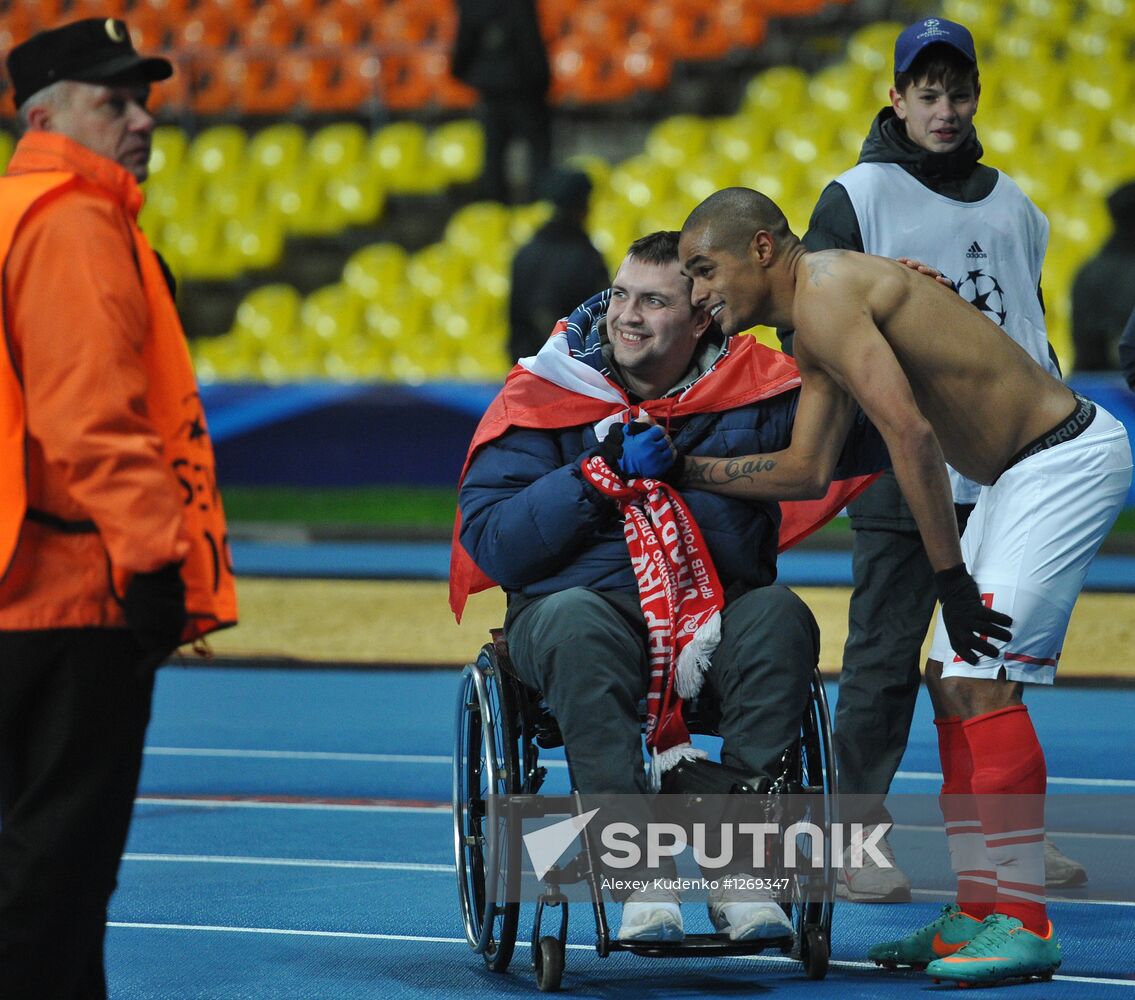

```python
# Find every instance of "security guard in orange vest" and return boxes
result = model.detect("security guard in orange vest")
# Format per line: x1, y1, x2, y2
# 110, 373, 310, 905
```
0, 20, 236, 998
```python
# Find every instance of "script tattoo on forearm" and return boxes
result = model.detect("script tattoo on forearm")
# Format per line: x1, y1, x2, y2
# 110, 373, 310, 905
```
684, 455, 779, 485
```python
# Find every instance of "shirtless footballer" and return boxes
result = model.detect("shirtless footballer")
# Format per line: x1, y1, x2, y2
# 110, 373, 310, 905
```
675, 187, 1132, 986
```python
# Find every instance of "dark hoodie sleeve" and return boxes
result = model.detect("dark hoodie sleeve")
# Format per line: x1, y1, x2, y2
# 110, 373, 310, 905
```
1120, 304, 1135, 391
802, 181, 864, 253
776, 182, 864, 352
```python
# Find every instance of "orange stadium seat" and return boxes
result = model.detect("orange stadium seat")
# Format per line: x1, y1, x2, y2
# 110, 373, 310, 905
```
720, 0, 768, 49
304, 7, 368, 48
375, 4, 442, 46
755, 0, 831, 13
238, 53, 304, 116
124, 6, 170, 52
0, 8, 35, 52
622, 42, 672, 93
174, 6, 235, 52
239, 6, 300, 49
183, 51, 242, 117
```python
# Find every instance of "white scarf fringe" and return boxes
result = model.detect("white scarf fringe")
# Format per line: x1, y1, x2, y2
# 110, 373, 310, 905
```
675, 611, 720, 700
649, 743, 709, 791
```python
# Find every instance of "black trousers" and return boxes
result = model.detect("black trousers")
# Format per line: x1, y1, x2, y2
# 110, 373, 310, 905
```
0, 629, 155, 1000
479, 92, 552, 203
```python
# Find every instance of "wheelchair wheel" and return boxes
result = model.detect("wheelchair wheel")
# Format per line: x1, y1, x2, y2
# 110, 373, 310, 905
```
534, 935, 564, 992
453, 648, 522, 971
787, 667, 837, 974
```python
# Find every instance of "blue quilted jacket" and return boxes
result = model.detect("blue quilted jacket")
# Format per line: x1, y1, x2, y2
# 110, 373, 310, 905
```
459, 387, 885, 609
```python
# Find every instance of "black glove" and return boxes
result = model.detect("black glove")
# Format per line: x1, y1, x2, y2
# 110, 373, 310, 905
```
934, 563, 1013, 665
123, 563, 187, 667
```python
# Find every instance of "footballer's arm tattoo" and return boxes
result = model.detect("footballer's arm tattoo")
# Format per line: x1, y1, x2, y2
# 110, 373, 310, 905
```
682, 455, 778, 486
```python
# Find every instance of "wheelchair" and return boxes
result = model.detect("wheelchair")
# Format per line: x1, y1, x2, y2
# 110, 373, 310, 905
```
454, 628, 838, 992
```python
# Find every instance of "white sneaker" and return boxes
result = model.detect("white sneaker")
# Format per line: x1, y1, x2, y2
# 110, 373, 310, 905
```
1045, 838, 1087, 887
836, 828, 912, 902
616, 883, 683, 942
707, 881, 794, 941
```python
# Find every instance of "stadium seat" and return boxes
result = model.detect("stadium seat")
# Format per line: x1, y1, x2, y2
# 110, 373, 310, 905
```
742, 65, 810, 121
444, 201, 512, 260
246, 122, 307, 181
845, 21, 903, 73
406, 242, 470, 301
0, 131, 14, 173
174, 5, 234, 50
147, 126, 188, 180
343, 243, 410, 304
425, 119, 485, 186
609, 154, 675, 209
645, 115, 711, 170
368, 122, 446, 195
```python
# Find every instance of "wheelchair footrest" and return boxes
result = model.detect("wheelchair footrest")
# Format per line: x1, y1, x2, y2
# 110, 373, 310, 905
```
609, 932, 795, 958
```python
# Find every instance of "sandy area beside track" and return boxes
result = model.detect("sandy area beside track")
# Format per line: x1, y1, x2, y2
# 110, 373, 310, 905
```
198, 578, 1135, 681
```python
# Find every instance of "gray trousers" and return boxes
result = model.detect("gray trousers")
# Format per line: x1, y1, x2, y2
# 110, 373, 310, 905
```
836, 476, 937, 826
507, 585, 818, 891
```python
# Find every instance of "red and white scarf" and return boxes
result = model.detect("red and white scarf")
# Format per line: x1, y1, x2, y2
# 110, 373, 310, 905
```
581, 453, 724, 788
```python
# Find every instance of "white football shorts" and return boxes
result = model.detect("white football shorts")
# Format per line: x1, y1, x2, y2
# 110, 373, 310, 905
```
930, 402, 1132, 684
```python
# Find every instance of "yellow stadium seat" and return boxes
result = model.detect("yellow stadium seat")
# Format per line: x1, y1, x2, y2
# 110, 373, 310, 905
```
406, 243, 470, 300
709, 116, 758, 166
246, 122, 307, 181
426, 119, 485, 186
938, 0, 1000, 40
845, 22, 903, 73
342, 243, 409, 303
609, 155, 675, 210
230, 283, 303, 344
187, 123, 247, 180
444, 201, 512, 259
508, 202, 555, 246
223, 212, 287, 274
147, 126, 187, 180
645, 115, 712, 170
328, 165, 387, 227
368, 121, 445, 195
299, 283, 363, 347
309, 121, 367, 176
809, 61, 875, 114
742, 66, 810, 120
565, 153, 612, 194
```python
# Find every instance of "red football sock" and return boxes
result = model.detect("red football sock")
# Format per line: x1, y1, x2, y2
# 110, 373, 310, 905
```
965, 705, 1048, 933
936, 715, 995, 918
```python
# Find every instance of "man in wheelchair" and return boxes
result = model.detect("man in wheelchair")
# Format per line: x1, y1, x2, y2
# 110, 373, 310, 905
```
452, 231, 886, 943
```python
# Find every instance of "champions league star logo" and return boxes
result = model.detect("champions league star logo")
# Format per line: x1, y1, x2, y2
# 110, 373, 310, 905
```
957, 268, 1008, 327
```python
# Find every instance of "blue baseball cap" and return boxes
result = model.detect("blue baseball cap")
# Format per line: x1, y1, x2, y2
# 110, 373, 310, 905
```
894, 17, 977, 73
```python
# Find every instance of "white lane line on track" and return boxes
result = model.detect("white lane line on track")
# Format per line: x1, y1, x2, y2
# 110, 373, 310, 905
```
144, 745, 574, 765
123, 853, 454, 872
135, 797, 449, 813
892, 770, 1135, 789
103, 922, 1135, 986
118, 854, 1135, 908
911, 888, 1135, 908
145, 749, 1130, 785
892, 823, 1135, 843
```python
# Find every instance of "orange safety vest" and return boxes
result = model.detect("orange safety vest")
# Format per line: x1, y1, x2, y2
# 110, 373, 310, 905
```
0, 170, 237, 642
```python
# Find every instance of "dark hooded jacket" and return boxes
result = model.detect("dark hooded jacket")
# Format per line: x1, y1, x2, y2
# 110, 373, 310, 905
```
790, 108, 1053, 530
800, 107, 998, 255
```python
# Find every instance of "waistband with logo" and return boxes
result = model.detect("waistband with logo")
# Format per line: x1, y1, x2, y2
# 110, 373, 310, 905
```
1002, 393, 1096, 475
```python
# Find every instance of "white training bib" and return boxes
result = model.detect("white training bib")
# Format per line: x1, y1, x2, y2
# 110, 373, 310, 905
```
837, 162, 1060, 503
